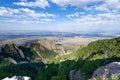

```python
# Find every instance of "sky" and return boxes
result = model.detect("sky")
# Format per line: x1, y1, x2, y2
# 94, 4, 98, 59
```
0, 0, 120, 32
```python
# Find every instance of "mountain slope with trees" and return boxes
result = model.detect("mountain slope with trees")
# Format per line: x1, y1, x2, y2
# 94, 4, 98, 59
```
0, 37, 120, 80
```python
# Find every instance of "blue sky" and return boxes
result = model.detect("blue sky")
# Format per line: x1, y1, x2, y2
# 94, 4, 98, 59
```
0, 0, 120, 32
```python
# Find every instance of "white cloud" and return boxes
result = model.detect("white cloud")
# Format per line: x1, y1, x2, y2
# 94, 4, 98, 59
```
66, 12, 79, 18
14, 0, 49, 9
0, 7, 19, 16
20, 0, 27, 2
66, 12, 85, 18
86, 0, 120, 13
0, 18, 54, 24
104, 0, 120, 9
50, 0, 98, 8
64, 0, 120, 31
1, 0, 120, 31
82, 0, 120, 25
0, 7, 55, 18
19, 8, 55, 18
64, 12, 120, 31
0, 7, 56, 23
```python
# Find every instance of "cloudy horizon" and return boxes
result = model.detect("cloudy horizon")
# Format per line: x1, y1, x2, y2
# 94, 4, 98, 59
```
0, 0, 120, 32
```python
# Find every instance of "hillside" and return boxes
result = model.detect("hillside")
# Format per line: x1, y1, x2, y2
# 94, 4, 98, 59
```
47, 37, 120, 79
71, 37, 120, 78
0, 37, 120, 80
26, 40, 65, 62
0, 39, 65, 64
0, 44, 33, 64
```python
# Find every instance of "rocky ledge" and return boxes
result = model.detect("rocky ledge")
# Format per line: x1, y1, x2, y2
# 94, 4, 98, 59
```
92, 62, 120, 79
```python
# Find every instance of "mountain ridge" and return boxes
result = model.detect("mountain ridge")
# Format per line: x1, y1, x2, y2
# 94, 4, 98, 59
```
0, 37, 120, 80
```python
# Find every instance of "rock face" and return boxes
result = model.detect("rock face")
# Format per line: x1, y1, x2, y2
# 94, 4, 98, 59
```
2, 76, 31, 80
24, 39, 66, 62
37, 40, 65, 55
0, 39, 65, 64
92, 62, 120, 79
37, 40, 57, 51
14, 45, 25, 58
69, 69, 85, 80
0, 44, 33, 64
4, 57, 17, 64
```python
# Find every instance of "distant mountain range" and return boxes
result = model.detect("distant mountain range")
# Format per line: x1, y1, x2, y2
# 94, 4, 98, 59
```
0, 31, 119, 40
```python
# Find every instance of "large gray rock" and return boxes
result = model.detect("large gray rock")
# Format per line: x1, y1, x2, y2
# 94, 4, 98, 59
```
92, 62, 120, 79
69, 69, 85, 80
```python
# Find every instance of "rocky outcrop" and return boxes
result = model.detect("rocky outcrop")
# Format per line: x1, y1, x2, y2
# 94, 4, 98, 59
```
92, 62, 120, 79
0, 44, 25, 58
0, 44, 31, 64
4, 57, 17, 64
37, 40, 57, 51
37, 40, 65, 55
14, 45, 25, 58
69, 69, 85, 80
0, 40, 66, 64
2, 76, 31, 80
